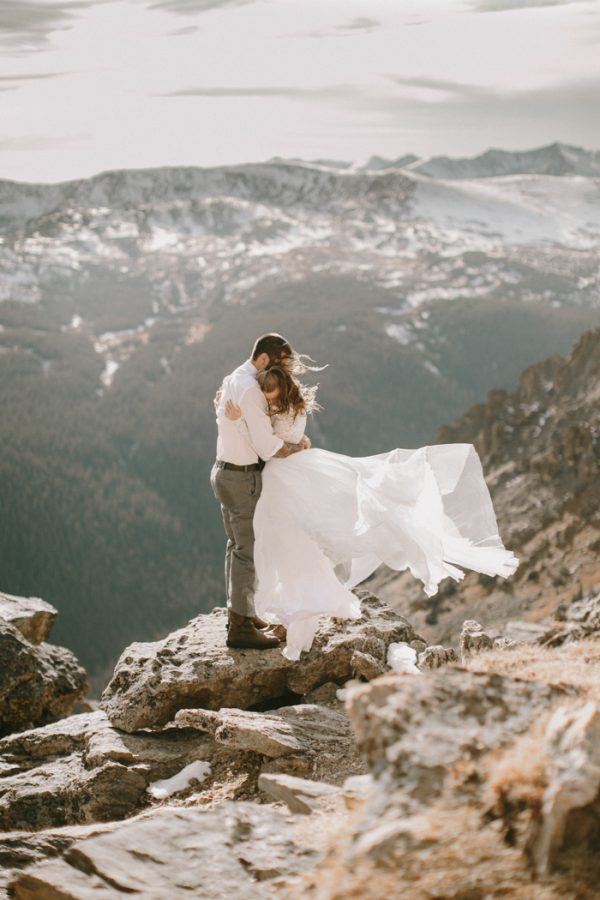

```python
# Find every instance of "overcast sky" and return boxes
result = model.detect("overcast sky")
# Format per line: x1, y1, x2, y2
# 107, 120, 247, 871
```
1, 0, 599, 183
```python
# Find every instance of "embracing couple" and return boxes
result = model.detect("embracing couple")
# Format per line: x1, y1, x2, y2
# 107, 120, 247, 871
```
211, 332, 519, 661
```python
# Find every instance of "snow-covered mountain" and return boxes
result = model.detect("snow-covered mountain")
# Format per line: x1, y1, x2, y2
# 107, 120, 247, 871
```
355, 141, 600, 179
275, 143, 600, 179
412, 141, 600, 179
0, 143, 598, 395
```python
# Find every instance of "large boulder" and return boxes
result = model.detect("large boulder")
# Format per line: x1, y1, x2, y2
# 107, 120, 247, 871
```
345, 669, 570, 866
8, 802, 321, 898
0, 616, 88, 738
101, 593, 420, 732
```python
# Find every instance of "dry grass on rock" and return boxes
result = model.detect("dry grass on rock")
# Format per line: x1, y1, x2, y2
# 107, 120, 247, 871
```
462, 637, 600, 699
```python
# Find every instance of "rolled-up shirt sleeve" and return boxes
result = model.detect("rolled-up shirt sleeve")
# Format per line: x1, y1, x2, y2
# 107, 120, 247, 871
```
239, 387, 284, 460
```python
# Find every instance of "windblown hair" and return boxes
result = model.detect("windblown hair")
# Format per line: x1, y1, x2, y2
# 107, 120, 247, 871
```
285, 351, 328, 377
257, 366, 321, 419
251, 333, 327, 376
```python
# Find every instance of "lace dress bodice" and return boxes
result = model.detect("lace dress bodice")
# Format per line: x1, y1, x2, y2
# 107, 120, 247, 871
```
271, 410, 307, 444
233, 408, 307, 452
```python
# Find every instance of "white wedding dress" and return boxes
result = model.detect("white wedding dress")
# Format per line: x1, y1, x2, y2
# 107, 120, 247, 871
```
248, 411, 518, 661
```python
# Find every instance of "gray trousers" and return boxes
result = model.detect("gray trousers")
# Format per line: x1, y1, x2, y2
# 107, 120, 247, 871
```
210, 464, 262, 616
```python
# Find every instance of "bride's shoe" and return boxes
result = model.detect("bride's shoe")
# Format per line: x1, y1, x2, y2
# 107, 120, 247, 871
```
253, 616, 287, 641
264, 624, 287, 642
226, 612, 281, 649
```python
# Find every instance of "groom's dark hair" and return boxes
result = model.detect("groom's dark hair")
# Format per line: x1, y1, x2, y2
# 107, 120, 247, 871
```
251, 333, 292, 364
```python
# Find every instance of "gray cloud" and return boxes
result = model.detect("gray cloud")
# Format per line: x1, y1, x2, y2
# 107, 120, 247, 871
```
361, 76, 600, 149
147, 0, 256, 13
159, 83, 359, 98
388, 75, 494, 99
468, 0, 594, 11
0, 71, 68, 83
283, 16, 381, 40
0, 1, 98, 50
166, 24, 201, 35
381, 74, 600, 114
335, 17, 380, 32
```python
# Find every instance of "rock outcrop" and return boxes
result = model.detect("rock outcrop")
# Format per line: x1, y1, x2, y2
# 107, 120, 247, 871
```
176, 703, 350, 760
347, 669, 566, 829
2, 599, 413, 834
3, 601, 600, 898
101, 592, 421, 732
7, 802, 320, 898
0, 592, 88, 737
285, 652, 600, 897
540, 588, 600, 648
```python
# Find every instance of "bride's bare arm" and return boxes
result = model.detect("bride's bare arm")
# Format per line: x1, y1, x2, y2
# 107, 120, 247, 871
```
273, 439, 307, 458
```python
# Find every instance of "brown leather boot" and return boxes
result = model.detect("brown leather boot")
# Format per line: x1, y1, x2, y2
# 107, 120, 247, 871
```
225, 611, 270, 632
226, 611, 281, 649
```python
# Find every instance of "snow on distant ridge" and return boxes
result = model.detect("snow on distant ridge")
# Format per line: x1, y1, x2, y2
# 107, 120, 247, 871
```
411, 172, 600, 249
412, 142, 600, 180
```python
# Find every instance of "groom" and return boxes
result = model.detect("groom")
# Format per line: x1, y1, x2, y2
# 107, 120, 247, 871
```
211, 333, 309, 649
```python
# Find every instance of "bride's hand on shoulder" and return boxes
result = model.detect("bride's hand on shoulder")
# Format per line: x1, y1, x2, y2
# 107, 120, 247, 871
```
225, 399, 242, 421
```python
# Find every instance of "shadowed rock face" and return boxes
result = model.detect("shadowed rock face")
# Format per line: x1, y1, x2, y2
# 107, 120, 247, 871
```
0, 593, 88, 738
0, 711, 214, 832
100, 593, 422, 733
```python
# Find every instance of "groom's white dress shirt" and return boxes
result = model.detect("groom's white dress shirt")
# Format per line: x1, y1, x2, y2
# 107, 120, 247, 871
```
215, 360, 284, 465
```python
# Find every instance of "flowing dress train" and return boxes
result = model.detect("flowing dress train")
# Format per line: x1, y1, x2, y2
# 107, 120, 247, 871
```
251, 412, 518, 660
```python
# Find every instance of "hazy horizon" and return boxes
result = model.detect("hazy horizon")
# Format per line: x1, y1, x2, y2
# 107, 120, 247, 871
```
2, 137, 598, 188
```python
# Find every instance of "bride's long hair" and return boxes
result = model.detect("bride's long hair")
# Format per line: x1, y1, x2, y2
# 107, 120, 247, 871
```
285, 350, 327, 377
257, 366, 321, 419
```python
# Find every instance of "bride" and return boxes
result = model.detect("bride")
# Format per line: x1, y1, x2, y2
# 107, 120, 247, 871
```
225, 365, 518, 661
